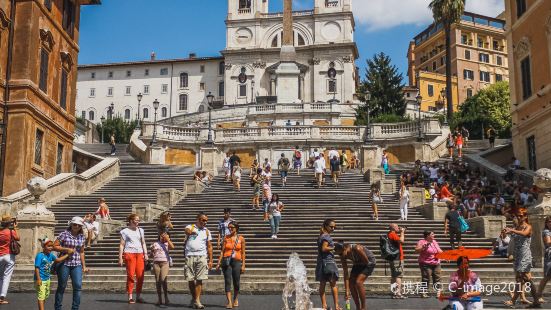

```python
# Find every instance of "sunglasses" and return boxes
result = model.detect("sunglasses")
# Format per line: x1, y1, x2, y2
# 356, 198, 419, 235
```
328, 225, 337, 229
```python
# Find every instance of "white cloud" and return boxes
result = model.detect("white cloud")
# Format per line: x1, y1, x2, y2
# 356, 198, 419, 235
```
353, 0, 505, 31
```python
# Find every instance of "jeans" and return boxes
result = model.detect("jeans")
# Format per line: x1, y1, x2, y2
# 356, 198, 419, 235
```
55, 264, 83, 310
0, 254, 15, 298
110, 144, 116, 154
222, 259, 242, 293
269, 215, 281, 235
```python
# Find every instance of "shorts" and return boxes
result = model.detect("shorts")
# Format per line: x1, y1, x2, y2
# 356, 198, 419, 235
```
293, 159, 302, 168
351, 264, 375, 277
389, 260, 403, 278
331, 171, 340, 178
183, 256, 209, 281
457, 144, 463, 149
280, 171, 288, 177
36, 279, 51, 301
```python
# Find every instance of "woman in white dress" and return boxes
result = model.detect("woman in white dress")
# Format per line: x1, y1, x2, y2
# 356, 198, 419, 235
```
399, 182, 409, 221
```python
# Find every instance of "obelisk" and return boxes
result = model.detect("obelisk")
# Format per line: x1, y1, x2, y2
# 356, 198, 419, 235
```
276, 0, 301, 103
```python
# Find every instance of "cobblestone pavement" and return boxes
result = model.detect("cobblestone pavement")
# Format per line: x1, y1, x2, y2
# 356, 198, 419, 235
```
0, 293, 541, 309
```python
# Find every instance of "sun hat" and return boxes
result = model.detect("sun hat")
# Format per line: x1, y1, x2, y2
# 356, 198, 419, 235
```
39, 236, 53, 246
68, 216, 84, 226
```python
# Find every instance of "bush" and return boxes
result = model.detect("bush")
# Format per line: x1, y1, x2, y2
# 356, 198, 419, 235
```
96, 117, 138, 144
371, 113, 411, 123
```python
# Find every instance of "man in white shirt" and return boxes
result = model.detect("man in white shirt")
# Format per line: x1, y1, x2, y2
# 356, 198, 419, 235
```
313, 156, 324, 188
184, 213, 213, 309
319, 153, 327, 185
328, 147, 339, 161
83, 213, 100, 248
491, 193, 505, 215
312, 148, 320, 158
428, 164, 439, 183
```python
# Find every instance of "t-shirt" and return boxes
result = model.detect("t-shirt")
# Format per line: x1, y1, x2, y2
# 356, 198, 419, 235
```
34, 252, 56, 281
445, 210, 461, 230
416, 239, 442, 265
320, 157, 326, 169
120, 227, 145, 254
313, 159, 324, 173
496, 235, 510, 249
151, 242, 170, 263
185, 225, 212, 256
328, 150, 339, 160
388, 231, 404, 261
222, 235, 244, 261
84, 221, 100, 235
278, 158, 290, 171
317, 233, 335, 260
330, 159, 340, 172
262, 183, 272, 201
0, 229, 17, 256
268, 201, 283, 217
429, 167, 439, 179
218, 218, 233, 238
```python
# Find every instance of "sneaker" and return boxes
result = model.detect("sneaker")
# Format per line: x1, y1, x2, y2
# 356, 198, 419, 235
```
274, 235, 278, 239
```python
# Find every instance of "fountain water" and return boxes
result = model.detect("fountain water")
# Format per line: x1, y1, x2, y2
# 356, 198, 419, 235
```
282, 252, 322, 310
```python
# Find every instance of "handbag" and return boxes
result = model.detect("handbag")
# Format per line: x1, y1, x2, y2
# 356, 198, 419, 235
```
458, 214, 470, 233
322, 258, 338, 276
158, 242, 173, 267
138, 229, 152, 272
221, 234, 239, 268
9, 230, 20, 255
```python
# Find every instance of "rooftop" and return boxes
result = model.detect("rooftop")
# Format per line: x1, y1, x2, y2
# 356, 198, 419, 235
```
78, 55, 224, 69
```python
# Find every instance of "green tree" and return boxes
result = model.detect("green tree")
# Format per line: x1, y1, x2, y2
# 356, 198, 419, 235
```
356, 52, 406, 125
429, 0, 465, 123
454, 81, 512, 139
96, 117, 138, 144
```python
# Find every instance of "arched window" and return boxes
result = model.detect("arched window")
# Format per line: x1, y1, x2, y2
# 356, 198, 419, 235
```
88, 110, 95, 121
161, 107, 167, 118
239, 0, 251, 9
271, 35, 278, 47
179, 94, 188, 111
219, 62, 225, 75
198, 105, 205, 113
143, 108, 149, 119
124, 109, 130, 120
298, 34, 305, 46
180, 73, 188, 88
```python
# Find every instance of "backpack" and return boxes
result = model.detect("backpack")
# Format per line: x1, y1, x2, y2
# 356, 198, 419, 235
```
281, 158, 290, 171
379, 234, 400, 261
294, 150, 301, 159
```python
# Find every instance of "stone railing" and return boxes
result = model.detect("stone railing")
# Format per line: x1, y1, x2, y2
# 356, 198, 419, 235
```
326, 0, 340, 7
261, 10, 314, 18
369, 118, 441, 140
238, 7, 251, 14
246, 102, 339, 115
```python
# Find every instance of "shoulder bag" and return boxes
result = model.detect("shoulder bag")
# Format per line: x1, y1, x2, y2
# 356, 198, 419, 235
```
9, 230, 21, 255
222, 234, 239, 268
138, 228, 152, 272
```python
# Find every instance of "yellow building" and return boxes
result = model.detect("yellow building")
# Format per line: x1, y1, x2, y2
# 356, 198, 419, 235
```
504, 0, 551, 170
408, 11, 509, 112
416, 71, 459, 112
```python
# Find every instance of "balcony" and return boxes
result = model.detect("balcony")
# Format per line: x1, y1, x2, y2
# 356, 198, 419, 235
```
238, 7, 251, 14
326, 0, 339, 8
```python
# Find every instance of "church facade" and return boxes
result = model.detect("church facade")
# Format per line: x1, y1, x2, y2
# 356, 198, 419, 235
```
76, 0, 360, 126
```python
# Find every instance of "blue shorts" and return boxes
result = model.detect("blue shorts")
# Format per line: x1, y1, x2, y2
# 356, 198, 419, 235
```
280, 171, 288, 177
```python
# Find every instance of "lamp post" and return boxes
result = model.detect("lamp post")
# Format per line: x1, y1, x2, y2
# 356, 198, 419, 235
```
108, 103, 114, 120
206, 92, 215, 145
416, 94, 423, 141
100, 116, 105, 143
151, 99, 159, 145
136, 92, 143, 129
440, 88, 448, 125
251, 80, 255, 104
365, 90, 372, 142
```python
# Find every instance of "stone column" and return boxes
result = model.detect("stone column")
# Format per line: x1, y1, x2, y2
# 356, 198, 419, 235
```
15, 177, 56, 265
146, 145, 165, 164
361, 145, 382, 172
527, 169, 551, 267
201, 146, 220, 176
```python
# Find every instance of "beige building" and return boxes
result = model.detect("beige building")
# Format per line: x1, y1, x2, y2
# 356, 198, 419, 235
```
504, 0, 551, 170
408, 11, 509, 112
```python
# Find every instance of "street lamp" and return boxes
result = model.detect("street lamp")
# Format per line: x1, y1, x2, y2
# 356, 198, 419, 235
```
440, 88, 448, 125
251, 80, 255, 104
365, 90, 372, 142
151, 99, 160, 145
100, 116, 106, 143
416, 94, 423, 141
108, 103, 114, 119
206, 92, 215, 145
136, 92, 143, 129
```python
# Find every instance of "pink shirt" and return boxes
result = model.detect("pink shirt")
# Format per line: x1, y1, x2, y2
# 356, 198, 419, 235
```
417, 239, 442, 265
150, 242, 169, 262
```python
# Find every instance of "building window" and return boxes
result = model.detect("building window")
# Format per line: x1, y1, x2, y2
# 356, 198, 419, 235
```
60, 70, 68, 110
90, 88, 96, 97
143, 108, 149, 119
239, 84, 247, 97
160, 68, 169, 75
125, 86, 131, 95
463, 69, 474, 80
428, 84, 434, 97
39, 49, 49, 93
62, 0, 75, 37
179, 94, 188, 110
272, 36, 278, 47
180, 73, 188, 88
198, 105, 205, 113
44, 0, 52, 10
219, 62, 225, 75
479, 53, 490, 63
108, 71, 113, 78
219, 81, 224, 97
465, 50, 471, 60
467, 88, 473, 98
124, 109, 130, 120
161, 84, 168, 94
516, 0, 527, 18
461, 34, 468, 45
144, 85, 150, 94
496, 74, 503, 82
328, 79, 337, 93
107, 87, 113, 96
521, 56, 532, 99
440, 57, 445, 66
496, 56, 503, 66
200, 65, 205, 73
199, 83, 205, 91
81, 111, 86, 119
477, 38, 484, 48
126, 70, 131, 77
298, 34, 305, 46
527, 135, 536, 170
161, 107, 167, 118
34, 129, 44, 166
56, 143, 63, 174
480, 71, 490, 82
88, 110, 95, 121
432, 61, 437, 71
145, 69, 149, 76
91, 72, 96, 79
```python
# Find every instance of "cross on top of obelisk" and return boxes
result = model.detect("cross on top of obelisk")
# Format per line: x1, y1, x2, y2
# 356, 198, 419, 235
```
280, 0, 296, 61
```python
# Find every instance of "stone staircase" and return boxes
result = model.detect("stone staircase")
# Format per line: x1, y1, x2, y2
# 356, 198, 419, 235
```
76, 143, 135, 163
11, 161, 528, 294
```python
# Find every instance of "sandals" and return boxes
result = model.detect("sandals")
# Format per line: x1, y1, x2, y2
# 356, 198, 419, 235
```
128, 299, 135, 304
193, 303, 206, 309
503, 300, 514, 308
0, 300, 9, 305
233, 300, 239, 307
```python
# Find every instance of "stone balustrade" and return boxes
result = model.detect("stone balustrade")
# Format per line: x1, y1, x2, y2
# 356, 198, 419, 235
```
246, 102, 339, 115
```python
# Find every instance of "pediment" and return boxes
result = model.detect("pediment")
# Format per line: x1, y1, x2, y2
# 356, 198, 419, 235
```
514, 37, 531, 59
60, 52, 74, 71
39, 28, 55, 52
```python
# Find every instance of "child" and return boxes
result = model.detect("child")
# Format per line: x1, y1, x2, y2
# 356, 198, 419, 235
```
35, 237, 72, 310
95, 197, 111, 220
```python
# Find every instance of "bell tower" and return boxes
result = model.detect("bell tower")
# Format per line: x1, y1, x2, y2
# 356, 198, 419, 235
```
227, 0, 269, 20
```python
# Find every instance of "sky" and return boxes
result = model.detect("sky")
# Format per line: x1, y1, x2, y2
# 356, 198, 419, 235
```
78, 0, 505, 79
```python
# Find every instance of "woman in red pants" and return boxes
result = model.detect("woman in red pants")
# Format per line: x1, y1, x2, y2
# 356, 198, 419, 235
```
118, 214, 148, 304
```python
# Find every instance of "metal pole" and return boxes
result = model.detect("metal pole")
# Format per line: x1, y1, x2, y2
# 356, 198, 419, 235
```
137, 99, 141, 129
101, 124, 104, 144
418, 103, 422, 140
151, 108, 158, 145
366, 103, 370, 142
207, 107, 213, 145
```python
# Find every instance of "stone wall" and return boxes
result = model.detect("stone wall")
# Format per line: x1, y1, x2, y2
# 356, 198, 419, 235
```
165, 148, 196, 166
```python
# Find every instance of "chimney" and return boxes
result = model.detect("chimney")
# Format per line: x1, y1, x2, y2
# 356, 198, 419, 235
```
189, 53, 197, 59
150, 52, 156, 61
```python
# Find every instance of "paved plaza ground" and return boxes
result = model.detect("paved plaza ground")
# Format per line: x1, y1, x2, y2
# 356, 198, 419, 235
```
2, 293, 544, 309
